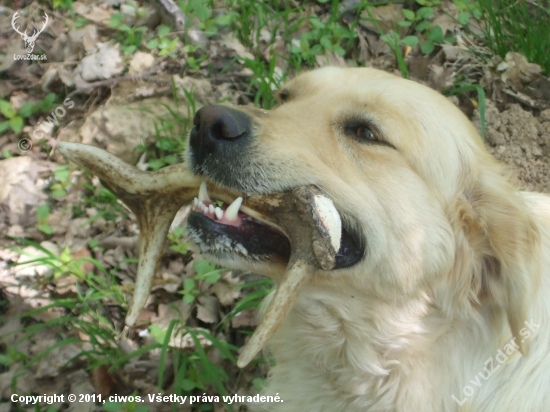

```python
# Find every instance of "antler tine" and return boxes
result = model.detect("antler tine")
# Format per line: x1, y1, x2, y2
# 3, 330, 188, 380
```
29, 12, 48, 40
39, 13, 48, 34
11, 11, 27, 37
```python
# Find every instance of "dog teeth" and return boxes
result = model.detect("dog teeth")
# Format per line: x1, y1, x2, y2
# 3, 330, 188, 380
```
198, 181, 211, 202
225, 197, 243, 221
193, 183, 243, 223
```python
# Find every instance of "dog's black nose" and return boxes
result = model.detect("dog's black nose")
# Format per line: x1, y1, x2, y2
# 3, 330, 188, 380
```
189, 105, 251, 170
193, 105, 250, 141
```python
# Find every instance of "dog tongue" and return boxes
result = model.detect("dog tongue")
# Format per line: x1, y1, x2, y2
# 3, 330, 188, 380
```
57, 142, 341, 366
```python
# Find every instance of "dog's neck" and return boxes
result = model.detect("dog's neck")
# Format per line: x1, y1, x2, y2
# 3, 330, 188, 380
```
263, 288, 508, 411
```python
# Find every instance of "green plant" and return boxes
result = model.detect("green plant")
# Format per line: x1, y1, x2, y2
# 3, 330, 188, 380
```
104, 398, 149, 412
242, 56, 285, 109
168, 226, 189, 255
5, 241, 131, 375
181, 260, 225, 303
36, 204, 53, 235
476, 0, 550, 74
48, 165, 71, 199
146, 25, 179, 57
108, 4, 147, 56
445, 80, 487, 140
220, 278, 274, 329
399, 0, 456, 55
0, 93, 56, 134
71, 180, 129, 222
289, 0, 359, 67
53, 0, 73, 9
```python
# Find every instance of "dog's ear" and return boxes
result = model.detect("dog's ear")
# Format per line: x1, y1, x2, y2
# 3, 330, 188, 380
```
446, 159, 540, 355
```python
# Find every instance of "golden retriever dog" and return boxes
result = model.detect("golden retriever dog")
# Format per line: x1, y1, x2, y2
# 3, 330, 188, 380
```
184, 67, 550, 411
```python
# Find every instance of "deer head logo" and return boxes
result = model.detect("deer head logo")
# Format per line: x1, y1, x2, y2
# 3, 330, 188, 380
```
12, 11, 49, 54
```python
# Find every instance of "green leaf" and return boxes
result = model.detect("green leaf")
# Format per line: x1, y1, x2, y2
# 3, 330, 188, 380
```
9, 116, 23, 133
416, 7, 434, 19
204, 272, 221, 284
170, 243, 188, 254
183, 294, 195, 304
146, 39, 159, 49
444, 34, 456, 44
54, 166, 70, 182
0, 121, 10, 133
416, 0, 426, 4
18, 102, 35, 118
181, 379, 196, 391
402, 9, 415, 20
148, 159, 165, 170
454, 0, 466, 9
333, 45, 346, 56
320, 36, 332, 49
195, 4, 211, 21
184, 278, 196, 291
415, 20, 431, 32
38, 224, 53, 235
149, 324, 166, 343
50, 189, 67, 199
0, 100, 16, 119
457, 11, 470, 25
118, 24, 131, 32
157, 25, 170, 37
310, 17, 325, 30
103, 402, 123, 412
402, 35, 419, 47
427, 25, 444, 43
195, 260, 217, 276
420, 39, 435, 54
310, 44, 323, 55
36, 204, 50, 221
108, 12, 124, 28
398, 20, 413, 27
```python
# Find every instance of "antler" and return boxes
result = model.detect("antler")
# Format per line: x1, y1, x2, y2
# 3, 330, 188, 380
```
28, 13, 48, 41
11, 11, 27, 37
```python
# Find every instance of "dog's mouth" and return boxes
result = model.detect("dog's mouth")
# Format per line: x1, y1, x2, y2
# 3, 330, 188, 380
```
186, 182, 364, 269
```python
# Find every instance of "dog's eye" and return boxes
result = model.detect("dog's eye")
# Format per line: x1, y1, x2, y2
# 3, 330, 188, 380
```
344, 120, 377, 142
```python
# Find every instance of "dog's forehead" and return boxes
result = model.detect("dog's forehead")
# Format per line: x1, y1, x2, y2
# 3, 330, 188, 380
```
285, 67, 396, 94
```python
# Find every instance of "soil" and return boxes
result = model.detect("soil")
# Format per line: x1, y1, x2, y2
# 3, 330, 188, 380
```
482, 103, 550, 193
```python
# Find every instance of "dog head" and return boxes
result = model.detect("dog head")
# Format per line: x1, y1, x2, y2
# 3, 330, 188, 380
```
185, 67, 540, 354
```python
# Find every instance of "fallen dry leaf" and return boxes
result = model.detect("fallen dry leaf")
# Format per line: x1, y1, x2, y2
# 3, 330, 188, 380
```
196, 295, 219, 324
74, 42, 123, 82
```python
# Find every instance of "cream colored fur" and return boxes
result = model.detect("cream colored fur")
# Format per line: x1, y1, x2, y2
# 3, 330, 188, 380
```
196, 67, 550, 411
